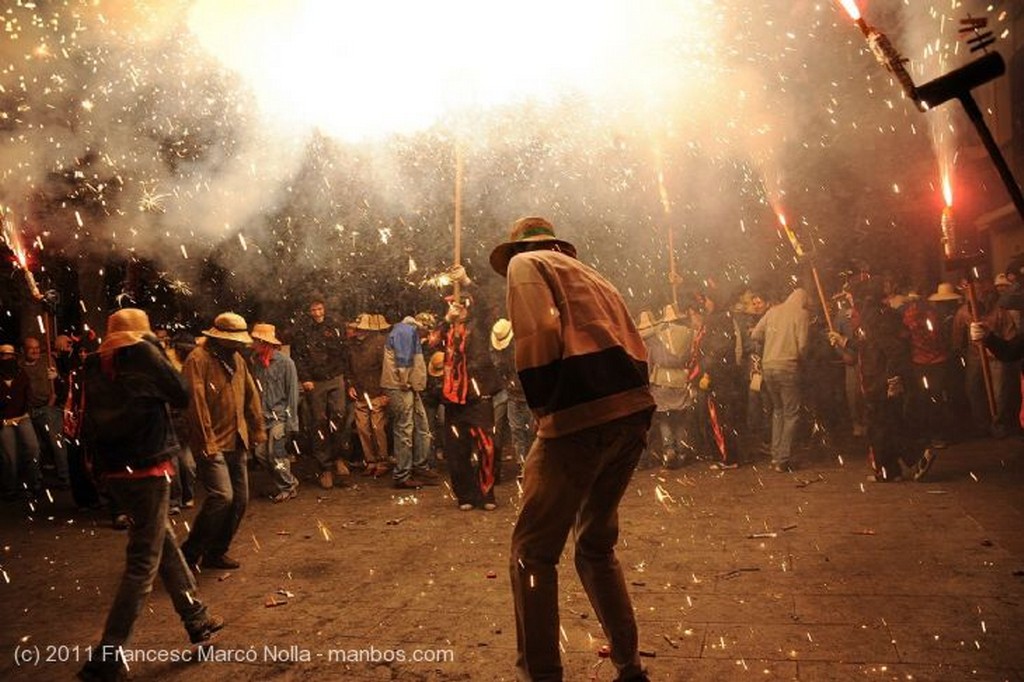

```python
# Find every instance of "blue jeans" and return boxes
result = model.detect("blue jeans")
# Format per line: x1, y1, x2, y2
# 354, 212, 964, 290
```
0, 416, 41, 496
93, 475, 208, 663
182, 450, 248, 561
506, 395, 536, 465
763, 367, 800, 465
385, 389, 431, 481
254, 422, 298, 493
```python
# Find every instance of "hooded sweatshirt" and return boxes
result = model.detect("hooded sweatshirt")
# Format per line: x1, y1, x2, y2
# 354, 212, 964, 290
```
751, 288, 810, 372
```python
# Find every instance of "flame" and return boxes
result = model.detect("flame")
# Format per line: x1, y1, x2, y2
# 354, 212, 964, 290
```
941, 172, 953, 208
837, 0, 862, 21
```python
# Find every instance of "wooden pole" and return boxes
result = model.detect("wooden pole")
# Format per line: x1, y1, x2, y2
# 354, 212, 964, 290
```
964, 279, 997, 420
811, 266, 835, 333
667, 226, 679, 308
453, 144, 463, 302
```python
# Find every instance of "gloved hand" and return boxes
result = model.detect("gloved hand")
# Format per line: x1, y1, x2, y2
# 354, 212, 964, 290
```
969, 321, 988, 342
827, 331, 848, 349
886, 376, 903, 398
448, 264, 472, 286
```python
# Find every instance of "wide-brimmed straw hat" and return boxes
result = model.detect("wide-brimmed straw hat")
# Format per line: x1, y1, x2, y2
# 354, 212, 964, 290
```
636, 310, 656, 333
427, 351, 445, 377
100, 308, 153, 355
203, 312, 253, 344
491, 318, 513, 350
994, 274, 1012, 289
661, 304, 682, 324
489, 216, 577, 276
0, 344, 15, 355
353, 313, 390, 332
251, 322, 282, 346
928, 282, 962, 302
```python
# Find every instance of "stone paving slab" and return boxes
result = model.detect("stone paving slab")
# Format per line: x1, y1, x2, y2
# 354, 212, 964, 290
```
0, 435, 1022, 680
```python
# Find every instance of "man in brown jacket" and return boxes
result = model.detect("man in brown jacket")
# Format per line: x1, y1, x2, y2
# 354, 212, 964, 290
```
181, 312, 265, 571
491, 216, 655, 682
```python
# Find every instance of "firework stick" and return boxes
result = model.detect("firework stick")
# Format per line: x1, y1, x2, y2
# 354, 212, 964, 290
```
811, 266, 834, 333
667, 226, 679, 308
453, 144, 463, 302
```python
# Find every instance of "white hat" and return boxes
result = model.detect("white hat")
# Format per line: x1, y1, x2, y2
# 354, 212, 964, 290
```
491, 318, 513, 350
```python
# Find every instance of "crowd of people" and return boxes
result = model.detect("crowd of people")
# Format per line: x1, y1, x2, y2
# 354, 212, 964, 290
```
3, 219, 1024, 681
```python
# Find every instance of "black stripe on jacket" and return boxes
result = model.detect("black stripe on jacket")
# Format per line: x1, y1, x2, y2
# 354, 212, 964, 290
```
518, 346, 649, 415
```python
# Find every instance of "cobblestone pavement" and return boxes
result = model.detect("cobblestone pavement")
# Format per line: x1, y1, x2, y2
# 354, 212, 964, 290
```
1, 434, 1022, 681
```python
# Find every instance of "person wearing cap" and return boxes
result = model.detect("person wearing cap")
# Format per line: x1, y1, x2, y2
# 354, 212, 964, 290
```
290, 296, 351, 489
346, 313, 392, 478
381, 315, 440, 489
489, 317, 535, 472
180, 312, 265, 571
422, 349, 446, 464
77, 309, 223, 682
249, 323, 300, 502
0, 343, 42, 500
491, 216, 655, 682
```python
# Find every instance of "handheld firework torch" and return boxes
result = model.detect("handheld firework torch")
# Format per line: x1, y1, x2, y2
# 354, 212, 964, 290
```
1, 209, 45, 302
839, 0, 921, 109
837, 1, 1024, 224
778, 212, 835, 333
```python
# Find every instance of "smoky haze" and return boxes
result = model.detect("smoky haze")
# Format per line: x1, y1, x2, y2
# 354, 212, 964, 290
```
0, 0, 1012, 328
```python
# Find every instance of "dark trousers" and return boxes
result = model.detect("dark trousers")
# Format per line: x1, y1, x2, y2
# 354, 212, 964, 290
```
304, 375, 347, 471
182, 450, 248, 561
94, 476, 208, 663
510, 409, 651, 682
444, 398, 496, 506
865, 394, 913, 479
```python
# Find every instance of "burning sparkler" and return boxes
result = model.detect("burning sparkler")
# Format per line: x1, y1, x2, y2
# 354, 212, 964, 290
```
1, 208, 45, 302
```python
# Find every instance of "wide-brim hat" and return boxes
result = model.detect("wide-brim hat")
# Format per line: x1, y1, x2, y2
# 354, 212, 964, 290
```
661, 303, 682, 324
0, 344, 15, 355
491, 318, 513, 350
203, 312, 253, 344
100, 308, 153, 355
636, 310, 656, 333
251, 322, 282, 346
353, 313, 390, 332
427, 351, 445, 377
928, 282, 962, 302
489, 216, 577, 276
994, 273, 1012, 288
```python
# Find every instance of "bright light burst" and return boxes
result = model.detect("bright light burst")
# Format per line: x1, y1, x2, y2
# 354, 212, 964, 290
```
187, 0, 719, 140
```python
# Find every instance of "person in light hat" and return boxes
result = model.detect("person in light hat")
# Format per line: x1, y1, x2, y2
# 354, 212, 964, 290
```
346, 313, 391, 478
249, 323, 300, 502
180, 312, 265, 571
77, 308, 224, 682
489, 318, 535, 472
491, 216, 655, 682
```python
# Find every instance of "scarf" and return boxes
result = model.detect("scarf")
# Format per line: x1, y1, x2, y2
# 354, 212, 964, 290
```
442, 322, 469, 404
